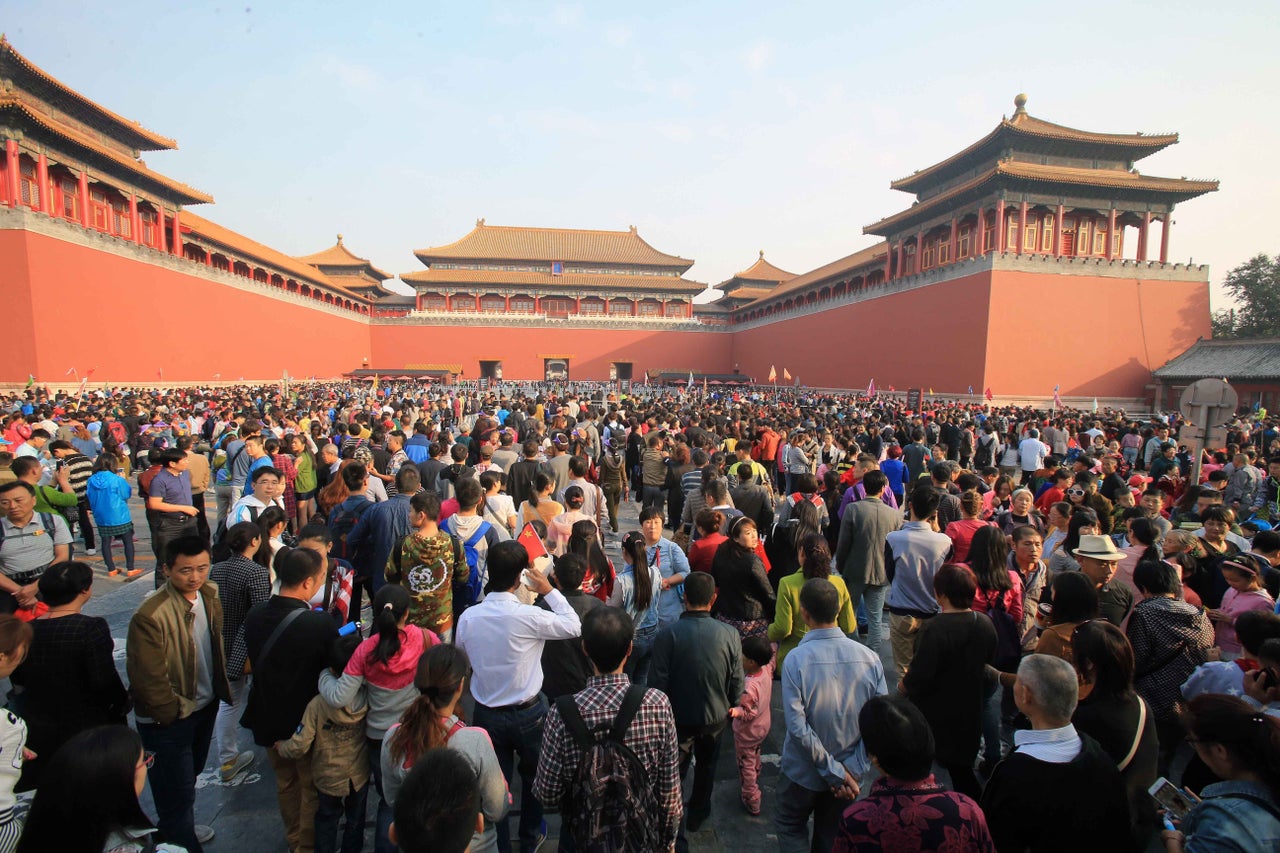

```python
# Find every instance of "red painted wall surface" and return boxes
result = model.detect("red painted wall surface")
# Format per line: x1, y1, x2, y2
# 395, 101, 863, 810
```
0, 232, 39, 379
983, 271, 1210, 398
729, 273, 993, 391
369, 323, 734, 381
1, 230, 369, 383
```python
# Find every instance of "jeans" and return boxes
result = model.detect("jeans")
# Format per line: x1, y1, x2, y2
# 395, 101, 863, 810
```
215, 677, 247, 767
625, 624, 658, 688
367, 737, 394, 853
76, 496, 95, 549
137, 700, 218, 853
844, 580, 887, 653
1123, 447, 1139, 467
774, 774, 845, 853
215, 484, 234, 529
315, 782, 369, 853
99, 530, 136, 573
473, 694, 549, 853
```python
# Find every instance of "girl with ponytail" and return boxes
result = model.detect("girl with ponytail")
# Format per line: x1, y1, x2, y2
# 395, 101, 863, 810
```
318, 585, 439, 853
566, 519, 615, 601
608, 530, 663, 686
382, 644, 509, 853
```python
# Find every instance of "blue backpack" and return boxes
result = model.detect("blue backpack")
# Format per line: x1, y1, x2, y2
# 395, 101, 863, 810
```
447, 518, 492, 607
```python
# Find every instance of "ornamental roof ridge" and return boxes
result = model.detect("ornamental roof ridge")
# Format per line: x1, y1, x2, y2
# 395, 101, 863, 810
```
889, 94, 1180, 193
726, 251, 796, 283
740, 242, 888, 307
297, 234, 393, 281
0, 95, 212, 204
413, 222, 694, 270
0, 36, 178, 151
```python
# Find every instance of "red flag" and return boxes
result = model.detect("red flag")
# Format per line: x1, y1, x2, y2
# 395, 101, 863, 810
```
517, 522, 549, 565
86, 367, 96, 378
782, 368, 792, 382
984, 387, 993, 401
157, 369, 164, 381
768, 365, 777, 383
867, 378, 876, 396
65, 367, 76, 377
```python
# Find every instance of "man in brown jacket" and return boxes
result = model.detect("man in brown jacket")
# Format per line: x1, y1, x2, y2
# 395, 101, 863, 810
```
127, 535, 232, 853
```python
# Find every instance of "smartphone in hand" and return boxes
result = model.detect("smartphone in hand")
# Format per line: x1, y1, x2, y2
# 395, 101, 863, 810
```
1149, 777, 1199, 821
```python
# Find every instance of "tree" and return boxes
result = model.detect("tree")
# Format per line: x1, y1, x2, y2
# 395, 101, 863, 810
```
1212, 254, 1280, 339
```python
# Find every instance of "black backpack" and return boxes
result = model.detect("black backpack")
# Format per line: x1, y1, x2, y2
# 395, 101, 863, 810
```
555, 685, 662, 853
210, 506, 259, 563
973, 435, 994, 468
987, 594, 1023, 672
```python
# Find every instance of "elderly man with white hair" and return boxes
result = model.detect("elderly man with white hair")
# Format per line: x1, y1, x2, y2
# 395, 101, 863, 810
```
981, 654, 1131, 851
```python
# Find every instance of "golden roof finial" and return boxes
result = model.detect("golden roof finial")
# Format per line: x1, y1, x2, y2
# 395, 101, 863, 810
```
336, 233, 343, 244
759, 249, 765, 258
476, 217, 485, 227
1013, 93, 1028, 115
629, 224, 637, 234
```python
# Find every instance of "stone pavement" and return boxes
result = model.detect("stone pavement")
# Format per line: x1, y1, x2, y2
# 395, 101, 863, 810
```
74, 490, 888, 852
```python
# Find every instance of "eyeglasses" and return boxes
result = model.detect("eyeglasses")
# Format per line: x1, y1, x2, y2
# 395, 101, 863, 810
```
1066, 489, 1085, 497
140, 751, 156, 769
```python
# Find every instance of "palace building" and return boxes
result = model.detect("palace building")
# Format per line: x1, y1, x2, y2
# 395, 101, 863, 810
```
0, 37, 1220, 398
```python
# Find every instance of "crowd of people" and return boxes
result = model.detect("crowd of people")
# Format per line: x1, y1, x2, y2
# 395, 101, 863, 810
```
0, 379, 1279, 852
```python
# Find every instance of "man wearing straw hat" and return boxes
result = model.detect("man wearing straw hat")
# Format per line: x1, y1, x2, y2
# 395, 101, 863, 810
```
1072, 534, 1135, 627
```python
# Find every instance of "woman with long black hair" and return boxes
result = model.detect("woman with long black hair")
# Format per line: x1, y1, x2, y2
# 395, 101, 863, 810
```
710, 517, 776, 639
565, 519, 614, 602
17, 725, 176, 853
381, 644, 508, 853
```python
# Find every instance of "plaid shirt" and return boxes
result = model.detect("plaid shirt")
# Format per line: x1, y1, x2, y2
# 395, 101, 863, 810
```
210, 554, 271, 679
533, 673, 682, 849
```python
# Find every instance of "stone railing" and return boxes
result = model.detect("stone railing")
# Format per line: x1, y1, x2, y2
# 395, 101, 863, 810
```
370, 310, 703, 330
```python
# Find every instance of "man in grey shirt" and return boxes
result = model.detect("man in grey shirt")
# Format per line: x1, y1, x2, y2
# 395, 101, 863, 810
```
834, 470, 901, 654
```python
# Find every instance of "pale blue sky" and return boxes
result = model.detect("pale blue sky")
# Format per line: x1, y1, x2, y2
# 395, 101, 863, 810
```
4, 1, 1275, 305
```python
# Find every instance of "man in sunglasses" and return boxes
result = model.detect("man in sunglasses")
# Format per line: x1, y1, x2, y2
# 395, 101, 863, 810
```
1070, 472, 1114, 535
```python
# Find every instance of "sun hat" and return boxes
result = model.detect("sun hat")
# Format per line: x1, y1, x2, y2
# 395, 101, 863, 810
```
1072, 534, 1123, 561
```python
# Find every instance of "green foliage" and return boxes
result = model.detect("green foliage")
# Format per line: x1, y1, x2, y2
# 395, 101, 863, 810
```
1214, 254, 1280, 339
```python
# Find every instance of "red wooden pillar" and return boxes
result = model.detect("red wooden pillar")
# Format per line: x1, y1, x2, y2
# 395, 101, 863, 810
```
1052, 205, 1063, 256
882, 246, 891, 282
445, 294, 452, 311
474, 294, 481, 311
414, 292, 422, 311
1138, 212, 1151, 261
686, 301, 692, 318
78, 172, 91, 226
630, 300, 637, 317
534, 296, 541, 313
574, 296, 581, 314
949, 217, 958, 264
995, 200, 1006, 252
35, 154, 50, 214
974, 206, 985, 256
204, 249, 212, 267
895, 241, 905, 277
170, 210, 181, 255
1159, 214, 1171, 264
1106, 209, 1117, 260
4, 141, 19, 207
914, 229, 924, 272
129, 193, 142, 244
1017, 202, 1028, 254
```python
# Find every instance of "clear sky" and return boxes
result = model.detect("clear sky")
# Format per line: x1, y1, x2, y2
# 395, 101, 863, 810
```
5, 1, 1275, 305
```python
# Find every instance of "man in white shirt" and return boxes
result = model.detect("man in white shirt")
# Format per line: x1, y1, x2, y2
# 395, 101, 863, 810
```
1018, 429, 1049, 486
456, 540, 581, 853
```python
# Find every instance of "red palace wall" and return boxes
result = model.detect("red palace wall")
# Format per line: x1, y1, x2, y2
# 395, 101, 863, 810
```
983, 270, 1209, 398
730, 273, 993, 390
0, 227, 1211, 397
369, 323, 734, 381
0, 230, 369, 383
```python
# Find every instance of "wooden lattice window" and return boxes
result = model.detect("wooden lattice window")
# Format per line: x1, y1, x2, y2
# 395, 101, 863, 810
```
90, 189, 109, 230
509, 295, 535, 313
609, 299, 632, 315
18, 159, 39, 208
59, 178, 78, 220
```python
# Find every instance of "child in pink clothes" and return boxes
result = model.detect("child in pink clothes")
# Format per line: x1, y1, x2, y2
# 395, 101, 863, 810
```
729, 636, 775, 816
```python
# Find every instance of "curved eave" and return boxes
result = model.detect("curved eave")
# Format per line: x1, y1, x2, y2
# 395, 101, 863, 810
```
399, 268, 705, 293
0, 99, 212, 205
890, 117, 1180, 194
0, 38, 177, 151
411, 225, 695, 273
866, 163, 1218, 236
741, 243, 889, 307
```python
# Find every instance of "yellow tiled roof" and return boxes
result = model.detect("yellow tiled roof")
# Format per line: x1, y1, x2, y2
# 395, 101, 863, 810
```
0, 37, 177, 151
866, 160, 1218, 234
0, 96, 212, 205
297, 235, 392, 281
400, 267, 705, 293
890, 97, 1179, 192
742, 243, 888, 307
181, 212, 364, 300
414, 221, 693, 271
